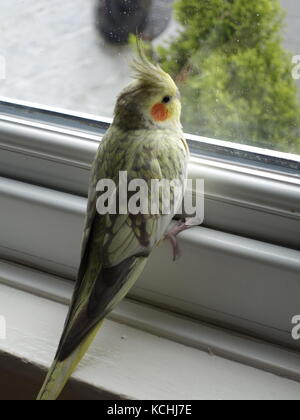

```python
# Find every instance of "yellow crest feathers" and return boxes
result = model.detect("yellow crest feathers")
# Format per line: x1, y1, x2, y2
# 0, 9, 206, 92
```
131, 38, 176, 91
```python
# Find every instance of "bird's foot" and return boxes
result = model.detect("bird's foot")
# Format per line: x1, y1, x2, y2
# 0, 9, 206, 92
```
164, 217, 202, 261
164, 220, 189, 261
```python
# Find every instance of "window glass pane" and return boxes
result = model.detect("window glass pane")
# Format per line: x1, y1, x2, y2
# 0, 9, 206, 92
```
0, 0, 299, 155
0, 0, 133, 117
156, 0, 300, 155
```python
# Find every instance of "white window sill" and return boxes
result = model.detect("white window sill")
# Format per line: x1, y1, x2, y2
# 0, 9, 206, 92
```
1, 278, 300, 400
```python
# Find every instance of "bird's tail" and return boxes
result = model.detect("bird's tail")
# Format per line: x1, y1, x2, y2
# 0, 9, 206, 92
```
37, 321, 103, 401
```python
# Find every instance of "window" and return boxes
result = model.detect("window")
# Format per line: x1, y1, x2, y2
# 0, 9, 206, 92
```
0, 0, 300, 387
0, 1, 299, 156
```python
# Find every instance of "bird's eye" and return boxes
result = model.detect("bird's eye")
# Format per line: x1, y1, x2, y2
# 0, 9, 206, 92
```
162, 96, 171, 104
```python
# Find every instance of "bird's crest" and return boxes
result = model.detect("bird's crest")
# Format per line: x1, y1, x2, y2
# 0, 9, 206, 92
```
131, 38, 176, 91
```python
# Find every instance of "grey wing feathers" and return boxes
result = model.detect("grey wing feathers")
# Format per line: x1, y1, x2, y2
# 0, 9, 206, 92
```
55, 128, 188, 362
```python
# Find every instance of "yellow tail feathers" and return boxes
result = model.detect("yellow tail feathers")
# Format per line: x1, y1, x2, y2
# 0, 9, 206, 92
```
37, 322, 103, 400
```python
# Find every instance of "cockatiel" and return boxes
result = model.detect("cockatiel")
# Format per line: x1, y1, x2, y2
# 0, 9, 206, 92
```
37, 43, 189, 401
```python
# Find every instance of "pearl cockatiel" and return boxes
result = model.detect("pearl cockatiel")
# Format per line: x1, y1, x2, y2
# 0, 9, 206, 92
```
37, 43, 189, 400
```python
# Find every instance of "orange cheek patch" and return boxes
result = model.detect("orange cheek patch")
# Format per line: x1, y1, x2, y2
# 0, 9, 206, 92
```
151, 103, 169, 122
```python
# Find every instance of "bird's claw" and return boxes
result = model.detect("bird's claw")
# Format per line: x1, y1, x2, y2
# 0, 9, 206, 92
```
164, 217, 201, 261
164, 219, 189, 261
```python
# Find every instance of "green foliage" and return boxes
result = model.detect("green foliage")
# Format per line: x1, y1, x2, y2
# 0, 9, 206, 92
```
157, 0, 300, 153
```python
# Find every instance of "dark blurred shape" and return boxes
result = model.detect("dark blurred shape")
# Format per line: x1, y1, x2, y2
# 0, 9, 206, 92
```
96, 0, 152, 44
141, 0, 173, 41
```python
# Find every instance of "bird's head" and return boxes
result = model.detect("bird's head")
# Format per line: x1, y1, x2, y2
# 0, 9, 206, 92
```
113, 41, 182, 131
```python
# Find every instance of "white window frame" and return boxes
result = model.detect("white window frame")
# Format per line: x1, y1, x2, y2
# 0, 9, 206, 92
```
0, 97, 300, 385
